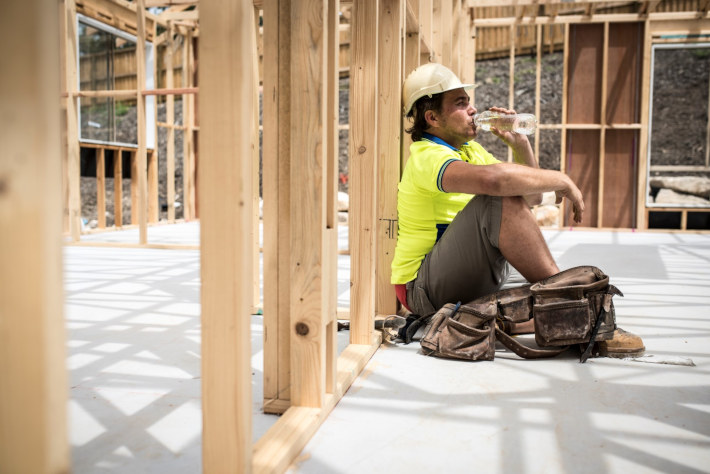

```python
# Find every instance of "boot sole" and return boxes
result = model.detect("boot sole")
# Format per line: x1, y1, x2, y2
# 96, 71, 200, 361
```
601, 347, 646, 358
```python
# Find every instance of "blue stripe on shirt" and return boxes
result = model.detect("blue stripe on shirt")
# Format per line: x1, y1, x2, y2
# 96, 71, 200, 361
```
437, 158, 457, 192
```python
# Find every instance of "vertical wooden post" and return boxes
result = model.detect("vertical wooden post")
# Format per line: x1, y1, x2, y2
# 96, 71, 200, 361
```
65, 0, 81, 241
421, 0, 432, 44
252, 6, 261, 315
148, 149, 159, 223
402, 8, 420, 173
560, 23, 570, 228
130, 150, 138, 225
325, 0, 341, 393
263, 0, 293, 414
350, 0, 378, 345
470, 22, 477, 103
0, 0, 69, 472
114, 149, 124, 226
637, 19, 652, 230
182, 31, 195, 221
289, 0, 331, 408
136, 0, 148, 243
534, 24, 542, 163
598, 22, 609, 228
507, 23, 515, 163
199, 0, 255, 471
441, 0, 452, 66
376, 0, 402, 317
59, 0, 69, 236
432, 0, 442, 61
166, 22, 176, 222
452, 0, 462, 75
97, 148, 106, 228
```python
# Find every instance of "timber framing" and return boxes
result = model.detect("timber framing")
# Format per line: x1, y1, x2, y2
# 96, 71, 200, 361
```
472, 0, 710, 231
6, 0, 710, 473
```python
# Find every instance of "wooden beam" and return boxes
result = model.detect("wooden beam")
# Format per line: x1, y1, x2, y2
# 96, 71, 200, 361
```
0, 0, 69, 472
350, 0, 378, 345
182, 31, 196, 220
253, 337, 381, 473
401, 18, 420, 171
376, 0, 402, 317
60, 0, 69, 236
473, 11, 710, 27
136, 0, 148, 242
66, 0, 81, 241
262, 0, 293, 414
76, 0, 160, 39
289, 0, 330, 408
145, 0, 197, 6
97, 148, 106, 227
432, 0, 442, 61
251, 6, 261, 316
534, 24, 542, 165
559, 22, 569, 227
452, 0, 463, 75
325, 0, 341, 394
597, 21, 609, 228
441, 0, 452, 66
166, 22, 176, 222
114, 148, 124, 226
199, 0, 255, 471
468, 0, 661, 7
636, 18, 652, 230
148, 149, 159, 223
405, 0, 418, 33
160, 10, 199, 21
508, 23, 515, 162
143, 87, 199, 95
130, 150, 138, 225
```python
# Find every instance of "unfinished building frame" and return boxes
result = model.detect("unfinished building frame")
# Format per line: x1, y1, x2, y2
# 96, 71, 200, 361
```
3, 1, 710, 474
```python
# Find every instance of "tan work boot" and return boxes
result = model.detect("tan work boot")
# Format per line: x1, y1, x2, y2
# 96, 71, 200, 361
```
597, 328, 645, 358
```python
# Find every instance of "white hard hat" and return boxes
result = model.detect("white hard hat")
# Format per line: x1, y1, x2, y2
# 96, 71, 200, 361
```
402, 63, 476, 115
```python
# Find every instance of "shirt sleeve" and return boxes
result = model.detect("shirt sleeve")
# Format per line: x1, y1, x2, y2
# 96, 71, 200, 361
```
410, 143, 461, 194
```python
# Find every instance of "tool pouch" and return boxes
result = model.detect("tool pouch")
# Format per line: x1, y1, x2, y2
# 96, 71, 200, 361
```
530, 266, 620, 348
418, 266, 622, 362
420, 296, 498, 361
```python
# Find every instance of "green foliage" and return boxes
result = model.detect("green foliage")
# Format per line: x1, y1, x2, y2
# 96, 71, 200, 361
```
691, 48, 710, 59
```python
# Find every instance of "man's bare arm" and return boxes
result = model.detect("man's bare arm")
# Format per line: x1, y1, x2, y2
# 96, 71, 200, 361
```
441, 161, 585, 223
485, 106, 542, 206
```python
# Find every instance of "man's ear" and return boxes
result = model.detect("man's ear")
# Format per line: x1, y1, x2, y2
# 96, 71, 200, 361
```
424, 109, 439, 129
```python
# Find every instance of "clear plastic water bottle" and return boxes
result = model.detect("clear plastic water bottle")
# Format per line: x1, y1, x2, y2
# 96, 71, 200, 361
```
474, 111, 537, 135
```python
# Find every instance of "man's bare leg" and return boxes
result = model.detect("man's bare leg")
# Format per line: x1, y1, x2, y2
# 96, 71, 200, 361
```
498, 195, 559, 283
498, 196, 558, 335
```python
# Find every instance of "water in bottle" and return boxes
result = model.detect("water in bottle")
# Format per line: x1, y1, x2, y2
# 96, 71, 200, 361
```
474, 111, 537, 135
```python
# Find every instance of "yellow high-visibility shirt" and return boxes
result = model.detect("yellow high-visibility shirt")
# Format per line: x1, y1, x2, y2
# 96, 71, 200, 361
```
390, 134, 500, 284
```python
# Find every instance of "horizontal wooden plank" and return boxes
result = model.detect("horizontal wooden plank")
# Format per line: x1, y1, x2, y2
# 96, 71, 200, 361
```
473, 11, 710, 26
469, 0, 676, 7
253, 336, 381, 474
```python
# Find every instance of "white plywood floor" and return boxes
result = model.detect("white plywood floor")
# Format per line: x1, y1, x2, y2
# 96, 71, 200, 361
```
65, 223, 710, 473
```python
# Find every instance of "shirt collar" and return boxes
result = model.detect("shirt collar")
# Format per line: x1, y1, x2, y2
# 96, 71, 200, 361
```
422, 132, 467, 151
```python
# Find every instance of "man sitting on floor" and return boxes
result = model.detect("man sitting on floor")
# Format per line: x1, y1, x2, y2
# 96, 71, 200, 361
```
391, 63, 644, 357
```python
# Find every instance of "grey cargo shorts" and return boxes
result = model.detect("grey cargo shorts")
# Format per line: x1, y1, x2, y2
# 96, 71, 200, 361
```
405, 194, 510, 316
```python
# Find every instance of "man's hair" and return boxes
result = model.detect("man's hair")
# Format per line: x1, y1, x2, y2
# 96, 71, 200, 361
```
405, 93, 444, 142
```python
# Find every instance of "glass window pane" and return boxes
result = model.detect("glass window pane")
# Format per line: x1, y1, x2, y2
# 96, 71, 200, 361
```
648, 45, 710, 208
78, 20, 138, 146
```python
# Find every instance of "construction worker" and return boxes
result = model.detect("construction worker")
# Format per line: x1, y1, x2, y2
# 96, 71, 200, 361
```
391, 62, 644, 357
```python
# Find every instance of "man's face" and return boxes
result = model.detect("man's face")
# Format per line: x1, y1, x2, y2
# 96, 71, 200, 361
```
431, 88, 477, 146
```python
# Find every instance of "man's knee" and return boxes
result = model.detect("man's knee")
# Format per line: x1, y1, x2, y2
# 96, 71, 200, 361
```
501, 195, 533, 218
